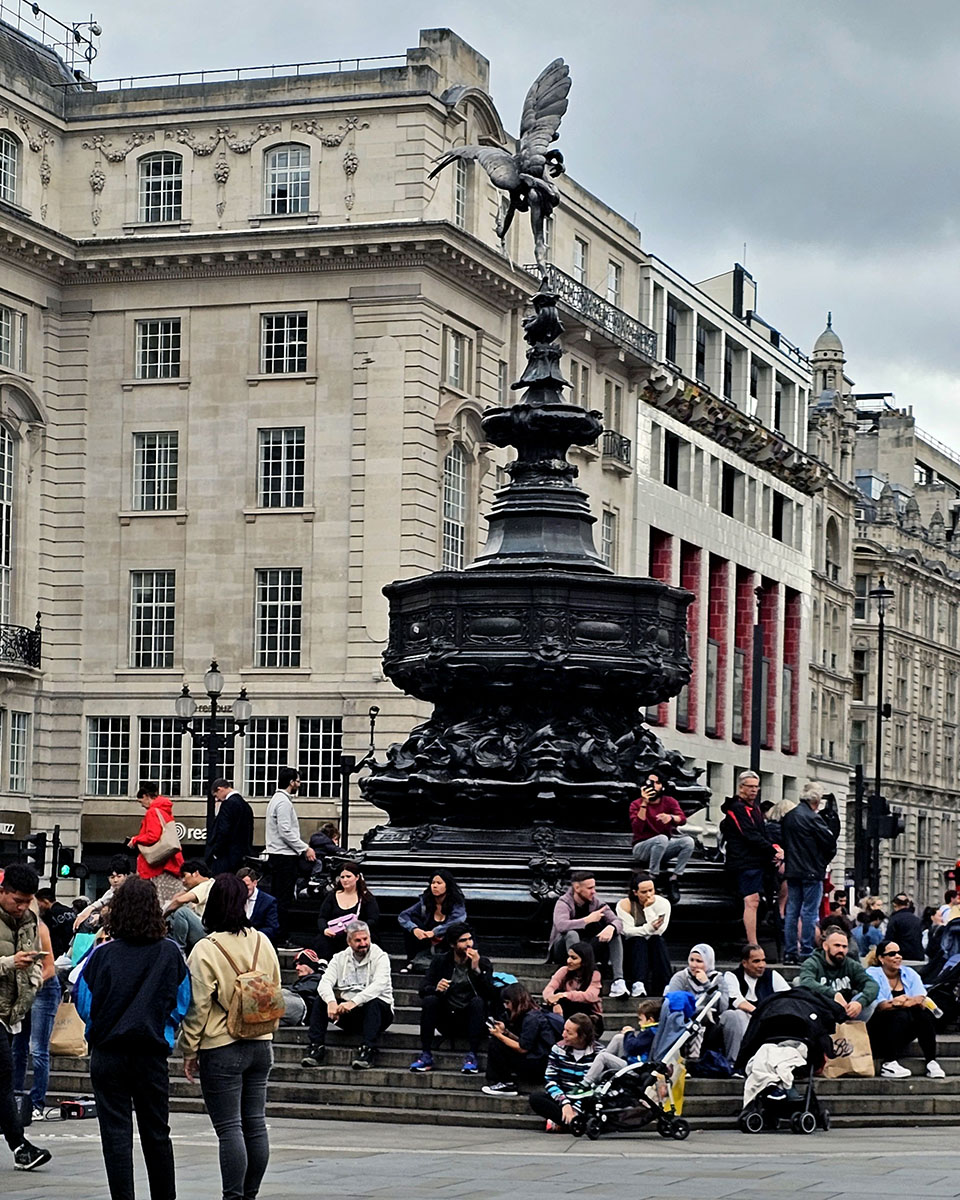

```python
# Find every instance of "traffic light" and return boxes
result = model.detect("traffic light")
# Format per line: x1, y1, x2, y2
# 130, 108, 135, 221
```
878, 811, 906, 840
56, 845, 89, 881
24, 832, 46, 875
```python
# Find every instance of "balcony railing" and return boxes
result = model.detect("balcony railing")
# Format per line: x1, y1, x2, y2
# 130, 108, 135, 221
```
525, 264, 658, 363
602, 430, 632, 466
0, 616, 41, 670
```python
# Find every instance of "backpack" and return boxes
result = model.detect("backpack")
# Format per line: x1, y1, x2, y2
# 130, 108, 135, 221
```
209, 932, 285, 1039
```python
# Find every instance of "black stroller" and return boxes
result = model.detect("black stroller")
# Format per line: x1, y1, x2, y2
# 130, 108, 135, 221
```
570, 983, 725, 1142
735, 987, 846, 1135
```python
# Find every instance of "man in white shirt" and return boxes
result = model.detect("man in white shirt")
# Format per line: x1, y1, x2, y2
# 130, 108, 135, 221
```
162, 859, 211, 952
301, 921, 394, 1070
720, 943, 790, 1063
264, 767, 315, 944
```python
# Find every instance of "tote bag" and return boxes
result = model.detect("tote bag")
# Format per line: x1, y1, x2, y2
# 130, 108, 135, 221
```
49, 1000, 88, 1058
138, 814, 181, 867
821, 1020, 875, 1078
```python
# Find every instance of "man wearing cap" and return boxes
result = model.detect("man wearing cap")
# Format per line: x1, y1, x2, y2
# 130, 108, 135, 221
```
281, 949, 326, 1026
885, 894, 924, 962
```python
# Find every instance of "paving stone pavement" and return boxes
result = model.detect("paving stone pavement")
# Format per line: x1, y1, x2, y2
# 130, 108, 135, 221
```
2, 1113, 960, 1199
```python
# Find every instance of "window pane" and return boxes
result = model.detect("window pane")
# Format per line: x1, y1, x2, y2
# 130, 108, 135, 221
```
601, 510, 617, 570
255, 568, 302, 667
189, 718, 236, 796
139, 717, 182, 796
138, 153, 183, 223
129, 570, 176, 668
0, 132, 18, 204
454, 157, 467, 229
441, 444, 466, 570
245, 717, 289, 797
88, 717, 130, 795
8, 711, 27, 793
133, 432, 178, 511
136, 319, 181, 379
258, 427, 305, 507
265, 145, 310, 214
260, 312, 308, 374
298, 717, 342, 798
0, 307, 11, 368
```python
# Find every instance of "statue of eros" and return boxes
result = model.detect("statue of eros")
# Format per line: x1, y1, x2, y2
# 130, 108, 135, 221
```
429, 59, 571, 281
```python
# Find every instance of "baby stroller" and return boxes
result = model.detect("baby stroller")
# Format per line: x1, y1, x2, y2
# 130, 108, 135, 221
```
570, 983, 725, 1142
735, 987, 846, 1135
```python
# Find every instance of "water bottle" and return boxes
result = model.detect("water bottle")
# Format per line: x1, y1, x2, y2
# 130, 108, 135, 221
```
923, 996, 944, 1020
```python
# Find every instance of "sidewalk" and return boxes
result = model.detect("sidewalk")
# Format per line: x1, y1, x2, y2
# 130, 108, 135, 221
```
2, 1112, 959, 1199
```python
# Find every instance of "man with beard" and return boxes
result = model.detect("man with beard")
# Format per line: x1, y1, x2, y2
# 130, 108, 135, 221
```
796, 928, 878, 1019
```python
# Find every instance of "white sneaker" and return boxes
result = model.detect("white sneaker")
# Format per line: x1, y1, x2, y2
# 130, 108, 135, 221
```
926, 1059, 946, 1079
880, 1060, 911, 1078
631, 982, 647, 998
609, 978, 628, 999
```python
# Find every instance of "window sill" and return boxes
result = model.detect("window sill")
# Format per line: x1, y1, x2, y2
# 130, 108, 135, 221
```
248, 213, 319, 227
122, 378, 189, 391
570, 443, 600, 461
244, 666, 311, 674
439, 383, 470, 401
114, 667, 181, 677
243, 506, 315, 523
122, 220, 193, 234
247, 374, 317, 386
118, 509, 188, 526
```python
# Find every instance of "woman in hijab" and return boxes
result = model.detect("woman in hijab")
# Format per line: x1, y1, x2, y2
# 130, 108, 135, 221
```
665, 943, 718, 996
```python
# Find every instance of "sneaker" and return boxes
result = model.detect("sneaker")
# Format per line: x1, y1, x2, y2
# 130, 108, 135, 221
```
409, 1051, 434, 1072
609, 978, 628, 999
13, 1141, 50, 1171
880, 1060, 911, 1078
353, 1045, 375, 1070
566, 1084, 595, 1100
300, 1044, 326, 1067
631, 981, 647, 998
461, 1053, 479, 1074
482, 1081, 519, 1096
926, 1059, 946, 1079
544, 1119, 562, 1133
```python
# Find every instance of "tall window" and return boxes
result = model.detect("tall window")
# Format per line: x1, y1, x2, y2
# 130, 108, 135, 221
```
138, 153, 182, 223
8, 711, 27, 793
665, 301, 678, 364
853, 573, 870, 620
851, 719, 866, 766
139, 717, 182, 796
695, 322, 707, 384
441, 443, 466, 570
245, 717, 289, 797
542, 214, 554, 262
606, 260, 622, 307
133, 432, 178, 511
603, 379, 622, 431
265, 144, 310, 214
446, 329, 467, 390
497, 361, 508, 406
87, 717, 130, 795
570, 360, 590, 407
453, 157, 468, 229
255, 568, 302, 667
0, 131, 18, 204
0, 306, 24, 370
136, 318, 181, 379
601, 509, 617, 570
298, 717, 343, 798
258, 428, 305, 507
0, 425, 13, 626
852, 649, 868, 702
723, 340, 733, 400
260, 312, 308, 374
572, 236, 588, 284
129, 570, 176, 668
190, 719, 235, 795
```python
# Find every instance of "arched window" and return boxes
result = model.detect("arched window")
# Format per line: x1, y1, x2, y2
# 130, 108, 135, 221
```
441, 443, 467, 570
265, 144, 310, 214
825, 516, 841, 581
0, 425, 14, 625
138, 153, 182, 223
0, 131, 19, 205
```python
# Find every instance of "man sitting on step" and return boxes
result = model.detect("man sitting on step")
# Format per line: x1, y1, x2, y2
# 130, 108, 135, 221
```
409, 923, 500, 1075
719, 942, 790, 1063
301, 921, 393, 1070
549, 871, 627, 998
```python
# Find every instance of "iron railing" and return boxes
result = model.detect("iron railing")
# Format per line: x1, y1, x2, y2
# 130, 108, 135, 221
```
525, 265, 658, 363
0, 616, 41, 669
67, 55, 408, 91
602, 430, 632, 466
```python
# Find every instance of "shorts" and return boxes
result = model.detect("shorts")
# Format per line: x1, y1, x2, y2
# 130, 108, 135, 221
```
737, 868, 765, 897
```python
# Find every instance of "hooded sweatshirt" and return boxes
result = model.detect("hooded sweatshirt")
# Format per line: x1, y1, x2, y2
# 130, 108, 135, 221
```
130, 795, 184, 879
796, 947, 878, 1009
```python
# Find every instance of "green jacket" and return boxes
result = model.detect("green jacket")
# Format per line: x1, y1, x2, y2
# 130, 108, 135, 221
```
796, 948, 878, 1009
0, 905, 41, 1028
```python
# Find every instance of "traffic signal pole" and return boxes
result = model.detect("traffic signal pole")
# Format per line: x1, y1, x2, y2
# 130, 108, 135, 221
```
51, 823, 61, 899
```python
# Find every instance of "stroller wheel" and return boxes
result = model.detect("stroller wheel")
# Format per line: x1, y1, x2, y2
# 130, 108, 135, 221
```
740, 1110, 765, 1134
671, 1118, 690, 1141
570, 1114, 585, 1138
819, 1109, 831, 1132
791, 1111, 817, 1135
585, 1116, 603, 1141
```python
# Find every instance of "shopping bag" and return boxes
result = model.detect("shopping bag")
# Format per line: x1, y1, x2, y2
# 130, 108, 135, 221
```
820, 1020, 874, 1078
138, 814, 181, 866
49, 1000, 88, 1058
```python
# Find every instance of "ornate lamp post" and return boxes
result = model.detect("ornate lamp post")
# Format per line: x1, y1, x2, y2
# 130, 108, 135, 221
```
175, 660, 252, 847
868, 575, 895, 892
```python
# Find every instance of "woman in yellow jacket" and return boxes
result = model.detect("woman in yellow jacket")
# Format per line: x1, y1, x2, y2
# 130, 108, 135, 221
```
179, 875, 281, 1200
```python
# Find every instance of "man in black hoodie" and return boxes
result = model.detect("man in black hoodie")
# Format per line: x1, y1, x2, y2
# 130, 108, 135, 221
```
720, 771, 782, 945
780, 782, 841, 964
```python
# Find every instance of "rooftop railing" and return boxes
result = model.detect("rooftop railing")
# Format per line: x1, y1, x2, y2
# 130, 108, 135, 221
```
525, 264, 658, 363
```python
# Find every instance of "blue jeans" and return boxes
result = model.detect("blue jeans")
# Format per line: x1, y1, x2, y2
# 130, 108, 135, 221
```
13, 975, 61, 1108
784, 878, 823, 958
198, 1039, 273, 1200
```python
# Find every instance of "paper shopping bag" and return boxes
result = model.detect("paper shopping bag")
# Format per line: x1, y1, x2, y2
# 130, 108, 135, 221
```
820, 1019, 874, 1078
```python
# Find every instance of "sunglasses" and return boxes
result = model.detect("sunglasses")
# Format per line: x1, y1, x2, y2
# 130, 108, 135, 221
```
881, 950, 902, 957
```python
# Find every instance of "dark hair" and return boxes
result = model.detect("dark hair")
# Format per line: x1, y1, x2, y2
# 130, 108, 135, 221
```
422, 869, 464, 917
443, 921, 473, 947
277, 766, 300, 791
740, 942, 764, 961
859, 909, 885, 927
211, 777, 232, 790
136, 781, 160, 799
180, 859, 210, 877
946, 890, 957, 905
627, 872, 655, 922
108, 855, 133, 876
203, 874, 252, 935
1, 862, 39, 896
36, 887, 55, 902
876, 938, 903, 961
637, 996, 662, 1020
236, 866, 261, 883
570, 870, 595, 885
921, 905, 938, 930
336, 860, 370, 902
820, 921, 849, 941
109, 876, 167, 942
647, 766, 670, 787
565, 1012, 597, 1048
501, 982, 535, 1018
320, 822, 339, 839
564, 940, 597, 990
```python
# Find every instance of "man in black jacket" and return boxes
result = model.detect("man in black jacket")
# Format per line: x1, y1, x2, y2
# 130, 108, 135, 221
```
720, 771, 782, 945
409, 924, 499, 1075
885, 894, 924, 962
780, 782, 841, 963
206, 778, 254, 875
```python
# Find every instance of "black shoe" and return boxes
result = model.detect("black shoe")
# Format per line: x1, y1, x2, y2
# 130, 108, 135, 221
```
666, 878, 682, 905
14, 1141, 51, 1171
353, 1044, 375, 1070
301, 1044, 326, 1067
782, 953, 799, 966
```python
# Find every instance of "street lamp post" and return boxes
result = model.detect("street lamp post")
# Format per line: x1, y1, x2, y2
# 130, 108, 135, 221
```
175, 660, 252, 848
868, 575, 895, 893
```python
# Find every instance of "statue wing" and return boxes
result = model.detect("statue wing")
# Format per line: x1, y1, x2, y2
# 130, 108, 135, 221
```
517, 59, 571, 173
428, 145, 520, 191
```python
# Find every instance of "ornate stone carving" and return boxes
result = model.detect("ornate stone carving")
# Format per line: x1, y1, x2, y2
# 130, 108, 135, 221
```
81, 132, 155, 162
527, 854, 572, 901
164, 124, 280, 225
14, 116, 55, 221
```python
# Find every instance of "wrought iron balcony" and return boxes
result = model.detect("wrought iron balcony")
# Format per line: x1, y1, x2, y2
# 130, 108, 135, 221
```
0, 615, 41, 670
524, 264, 658, 363
602, 430, 632, 467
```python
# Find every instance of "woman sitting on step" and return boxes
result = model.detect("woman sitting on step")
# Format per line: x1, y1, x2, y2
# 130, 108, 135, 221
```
316, 862, 380, 956
397, 869, 467, 973
865, 938, 945, 1079
542, 940, 604, 1037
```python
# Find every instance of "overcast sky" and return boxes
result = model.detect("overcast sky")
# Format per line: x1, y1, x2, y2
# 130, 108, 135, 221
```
52, 0, 960, 449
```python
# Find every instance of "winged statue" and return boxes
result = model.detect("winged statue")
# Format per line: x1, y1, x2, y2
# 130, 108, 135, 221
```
429, 59, 571, 281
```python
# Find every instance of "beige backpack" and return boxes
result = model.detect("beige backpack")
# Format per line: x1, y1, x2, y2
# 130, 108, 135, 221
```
209, 932, 285, 1039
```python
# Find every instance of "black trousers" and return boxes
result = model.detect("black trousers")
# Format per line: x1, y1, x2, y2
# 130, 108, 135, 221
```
89, 1046, 176, 1200
485, 1036, 547, 1086
308, 998, 393, 1048
0, 1028, 24, 1152
529, 1090, 566, 1124
266, 854, 300, 939
624, 935, 672, 993
867, 1006, 937, 1062
419, 993, 486, 1055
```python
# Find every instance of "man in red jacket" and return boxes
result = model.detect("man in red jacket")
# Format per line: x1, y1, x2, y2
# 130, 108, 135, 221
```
629, 768, 694, 904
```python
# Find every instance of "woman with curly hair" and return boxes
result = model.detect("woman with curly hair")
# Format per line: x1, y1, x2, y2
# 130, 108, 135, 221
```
397, 869, 467, 972
75, 875, 190, 1200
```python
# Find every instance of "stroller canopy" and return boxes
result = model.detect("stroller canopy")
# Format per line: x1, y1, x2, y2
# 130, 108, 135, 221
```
735, 986, 847, 1072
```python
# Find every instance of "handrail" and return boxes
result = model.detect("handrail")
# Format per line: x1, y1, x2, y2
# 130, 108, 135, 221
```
524, 264, 658, 363
55, 54, 408, 90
